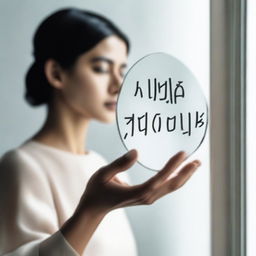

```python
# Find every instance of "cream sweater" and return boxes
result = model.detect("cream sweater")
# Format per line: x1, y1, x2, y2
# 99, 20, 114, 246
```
0, 141, 138, 256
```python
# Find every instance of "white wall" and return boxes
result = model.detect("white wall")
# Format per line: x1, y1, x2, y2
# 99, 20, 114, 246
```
0, 1, 210, 255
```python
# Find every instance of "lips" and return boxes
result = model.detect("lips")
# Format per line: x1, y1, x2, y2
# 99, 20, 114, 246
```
104, 101, 117, 111
104, 101, 117, 106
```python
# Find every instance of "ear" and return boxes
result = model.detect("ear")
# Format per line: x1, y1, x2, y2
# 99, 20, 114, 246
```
44, 59, 66, 89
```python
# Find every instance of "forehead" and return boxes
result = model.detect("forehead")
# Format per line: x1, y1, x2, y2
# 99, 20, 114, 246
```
79, 35, 128, 64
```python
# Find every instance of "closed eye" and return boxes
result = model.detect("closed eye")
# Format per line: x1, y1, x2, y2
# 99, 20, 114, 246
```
92, 66, 110, 73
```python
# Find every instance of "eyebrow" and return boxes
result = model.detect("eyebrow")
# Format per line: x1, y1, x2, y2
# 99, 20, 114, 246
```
90, 56, 127, 68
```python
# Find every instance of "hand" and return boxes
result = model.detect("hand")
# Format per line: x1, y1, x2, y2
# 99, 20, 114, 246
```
76, 150, 201, 216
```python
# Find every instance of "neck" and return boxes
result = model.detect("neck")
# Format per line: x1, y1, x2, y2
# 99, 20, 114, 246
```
32, 97, 90, 155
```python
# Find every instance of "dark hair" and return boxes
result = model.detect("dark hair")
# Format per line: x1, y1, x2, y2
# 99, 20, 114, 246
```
25, 8, 130, 106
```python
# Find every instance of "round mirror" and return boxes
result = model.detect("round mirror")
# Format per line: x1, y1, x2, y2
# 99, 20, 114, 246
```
116, 52, 208, 171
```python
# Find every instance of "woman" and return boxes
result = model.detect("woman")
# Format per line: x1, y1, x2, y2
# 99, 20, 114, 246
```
0, 8, 201, 256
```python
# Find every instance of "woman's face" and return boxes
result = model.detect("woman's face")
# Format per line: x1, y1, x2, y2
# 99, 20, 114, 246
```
58, 35, 128, 123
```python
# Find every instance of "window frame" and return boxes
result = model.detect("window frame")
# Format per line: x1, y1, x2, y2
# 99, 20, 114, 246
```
210, 0, 247, 255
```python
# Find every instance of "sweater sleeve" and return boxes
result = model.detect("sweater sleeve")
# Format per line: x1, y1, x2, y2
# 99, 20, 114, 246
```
0, 149, 79, 256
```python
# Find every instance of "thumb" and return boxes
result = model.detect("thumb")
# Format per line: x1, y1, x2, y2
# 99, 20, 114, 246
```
99, 149, 138, 183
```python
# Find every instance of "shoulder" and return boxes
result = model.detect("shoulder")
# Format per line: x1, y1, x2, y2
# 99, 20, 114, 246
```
0, 148, 31, 172
0, 146, 48, 186
0, 146, 39, 171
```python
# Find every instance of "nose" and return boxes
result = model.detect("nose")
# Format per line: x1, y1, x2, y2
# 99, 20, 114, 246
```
109, 71, 123, 95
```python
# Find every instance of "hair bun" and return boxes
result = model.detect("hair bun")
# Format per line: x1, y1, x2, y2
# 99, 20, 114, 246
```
25, 62, 52, 106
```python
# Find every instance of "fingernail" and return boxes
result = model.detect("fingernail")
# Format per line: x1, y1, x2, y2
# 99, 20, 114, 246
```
193, 160, 201, 166
126, 149, 136, 158
179, 151, 186, 157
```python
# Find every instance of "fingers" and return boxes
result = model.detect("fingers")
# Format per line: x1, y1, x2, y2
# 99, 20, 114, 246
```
141, 160, 201, 204
144, 151, 187, 188
97, 149, 138, 183
165, 160, 201, 193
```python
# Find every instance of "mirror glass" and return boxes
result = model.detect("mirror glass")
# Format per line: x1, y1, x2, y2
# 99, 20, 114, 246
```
116, 52, 208, 171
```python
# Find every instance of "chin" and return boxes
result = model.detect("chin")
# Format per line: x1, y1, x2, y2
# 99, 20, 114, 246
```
97, 114, 116, 124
